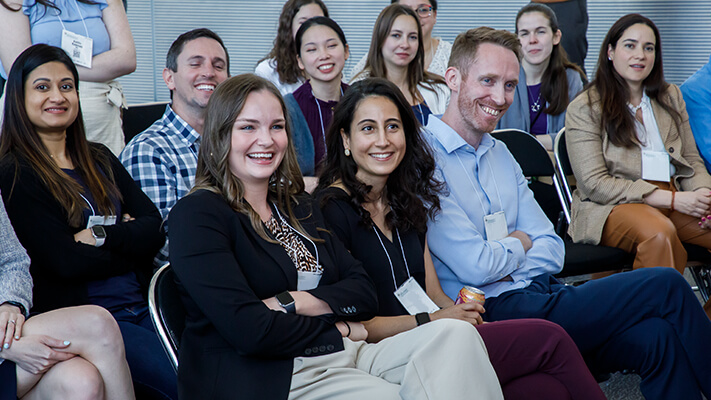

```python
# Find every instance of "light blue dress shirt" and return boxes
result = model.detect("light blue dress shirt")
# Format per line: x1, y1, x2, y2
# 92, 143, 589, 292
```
681, 54, 711, 171
424, 116, 564, 299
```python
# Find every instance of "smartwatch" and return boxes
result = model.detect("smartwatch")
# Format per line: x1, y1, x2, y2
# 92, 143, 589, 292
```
91, 225, 106, 247
275, 291, 296, 314
415, 312, 431, 326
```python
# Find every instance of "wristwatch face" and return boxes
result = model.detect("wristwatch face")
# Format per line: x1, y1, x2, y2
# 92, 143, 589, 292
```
92, 225, 107, 238
276, 291, 295, 307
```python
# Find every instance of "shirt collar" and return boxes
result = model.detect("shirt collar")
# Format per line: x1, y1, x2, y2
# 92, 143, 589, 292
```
425, 115, 497, 155
163, 104, 201, 146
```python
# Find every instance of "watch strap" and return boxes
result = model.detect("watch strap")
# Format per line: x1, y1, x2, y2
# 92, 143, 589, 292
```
2, 301, 26, 315
91, 226, 106, 247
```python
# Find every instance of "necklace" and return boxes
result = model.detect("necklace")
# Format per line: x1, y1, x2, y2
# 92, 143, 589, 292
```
528, 85, 542, 113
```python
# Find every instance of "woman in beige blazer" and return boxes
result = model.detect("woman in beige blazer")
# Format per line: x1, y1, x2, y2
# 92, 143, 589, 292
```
566, 14, 711, 308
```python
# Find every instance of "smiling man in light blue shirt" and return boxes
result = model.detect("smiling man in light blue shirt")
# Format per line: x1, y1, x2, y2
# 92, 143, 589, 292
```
425, 27, 711, 399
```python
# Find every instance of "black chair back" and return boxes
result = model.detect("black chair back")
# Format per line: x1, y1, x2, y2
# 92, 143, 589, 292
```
123, 102, 169, 144
492, 128, 633, 279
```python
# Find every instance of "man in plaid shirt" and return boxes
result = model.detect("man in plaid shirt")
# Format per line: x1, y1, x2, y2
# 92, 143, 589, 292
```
121, 29, 230, 266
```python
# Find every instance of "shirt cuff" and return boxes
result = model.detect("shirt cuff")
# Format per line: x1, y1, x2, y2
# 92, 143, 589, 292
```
499, 236, 526, 273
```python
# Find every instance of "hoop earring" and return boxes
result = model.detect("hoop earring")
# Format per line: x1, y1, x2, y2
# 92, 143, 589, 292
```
344, 148, 351, 156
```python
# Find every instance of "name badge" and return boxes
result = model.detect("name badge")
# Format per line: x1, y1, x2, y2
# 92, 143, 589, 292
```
297, 270, 322, 291
641, 150, 671, 182
86, 215, 117, 229
394, 277, 440, 315
484, 211, 508, 241
61, 29, 93, 68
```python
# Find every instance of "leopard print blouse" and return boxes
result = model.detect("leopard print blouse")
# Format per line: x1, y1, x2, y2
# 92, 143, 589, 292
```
264, 215, 322, 273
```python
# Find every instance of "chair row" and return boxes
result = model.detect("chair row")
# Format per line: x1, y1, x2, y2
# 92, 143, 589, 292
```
492, 127, 711, 300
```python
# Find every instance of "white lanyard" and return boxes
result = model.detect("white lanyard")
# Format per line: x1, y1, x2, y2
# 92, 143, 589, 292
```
79, 193, 95, 215
312, 86, 344, 149
271, 202, 320, 266
372, 226, 411, 290
416, 103, 425, 125
55, 0, 90, 36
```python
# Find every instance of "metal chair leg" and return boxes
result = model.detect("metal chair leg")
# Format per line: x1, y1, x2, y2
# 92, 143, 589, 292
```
689, 265, 711, 302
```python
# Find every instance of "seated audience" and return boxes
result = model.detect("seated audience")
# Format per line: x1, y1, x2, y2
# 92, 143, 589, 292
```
316, 77, 605, 399
168, 73, 504, 400
285, 16, 349, 183
0, 0, 136, 155
566, 14, 711, 315
349, 0, 451, 80
352, 4, 449, 125
497, 3, 584, 150
0, 196, 134, 400
425, 26, 711, 400
255, 0, 327, 95
120, 28, 230, 267
680, 53, 711, 170
0, 44, 176, 399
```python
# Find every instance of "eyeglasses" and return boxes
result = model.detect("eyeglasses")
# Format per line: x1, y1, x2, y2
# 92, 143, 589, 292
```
415, 5, 433, 18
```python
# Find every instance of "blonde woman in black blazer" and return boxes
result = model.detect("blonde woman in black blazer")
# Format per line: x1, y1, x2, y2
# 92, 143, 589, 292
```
169, 74, 503, 400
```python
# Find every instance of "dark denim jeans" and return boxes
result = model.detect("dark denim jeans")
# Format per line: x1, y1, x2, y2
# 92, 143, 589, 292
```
113, 305, 177, 400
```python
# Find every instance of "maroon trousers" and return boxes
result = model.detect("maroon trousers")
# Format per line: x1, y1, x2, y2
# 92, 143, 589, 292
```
477, 319, 605, 400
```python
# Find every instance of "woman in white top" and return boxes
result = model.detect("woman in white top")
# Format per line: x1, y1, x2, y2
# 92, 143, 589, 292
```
255, 0, 328, 96
349, 0, 451, 80
351, 4, 449, 125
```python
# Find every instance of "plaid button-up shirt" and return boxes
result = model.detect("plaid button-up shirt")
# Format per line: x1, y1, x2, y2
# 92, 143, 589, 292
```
120, 104, 200, 267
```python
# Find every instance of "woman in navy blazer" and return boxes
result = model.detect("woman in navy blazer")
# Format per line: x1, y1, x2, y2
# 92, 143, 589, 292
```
169, 74, 504, 400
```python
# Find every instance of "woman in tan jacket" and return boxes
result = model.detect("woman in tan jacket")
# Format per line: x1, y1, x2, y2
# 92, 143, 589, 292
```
566, 14, 711, 307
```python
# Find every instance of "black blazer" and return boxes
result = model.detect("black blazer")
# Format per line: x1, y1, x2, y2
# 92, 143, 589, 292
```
0, 144, 164, 312
169, 189, 378, 400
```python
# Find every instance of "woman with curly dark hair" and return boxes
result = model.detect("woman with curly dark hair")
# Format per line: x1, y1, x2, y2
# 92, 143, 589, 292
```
255, 0, 328, 95
316, 77, 606, 400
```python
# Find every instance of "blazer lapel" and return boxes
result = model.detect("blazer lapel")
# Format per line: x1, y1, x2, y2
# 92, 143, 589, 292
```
243, 213, 300, 290
651, 99, 672, 146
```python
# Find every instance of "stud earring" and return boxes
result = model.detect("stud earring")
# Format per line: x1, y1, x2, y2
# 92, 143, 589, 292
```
344, 148, 351, 156
608, 56, 612, 61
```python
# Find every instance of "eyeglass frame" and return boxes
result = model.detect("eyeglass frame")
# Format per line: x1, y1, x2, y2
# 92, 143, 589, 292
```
415, 5, 433, 18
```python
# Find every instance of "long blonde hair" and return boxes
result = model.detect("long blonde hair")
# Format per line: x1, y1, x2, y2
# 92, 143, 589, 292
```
192, 74, 310, 242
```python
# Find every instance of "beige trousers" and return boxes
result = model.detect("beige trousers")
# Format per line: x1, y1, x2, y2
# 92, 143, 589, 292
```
79, 80, 127, 156
289, 319, 504, 400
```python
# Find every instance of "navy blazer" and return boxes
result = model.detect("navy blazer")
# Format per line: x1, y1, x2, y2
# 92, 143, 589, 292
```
169, 189, 378, 400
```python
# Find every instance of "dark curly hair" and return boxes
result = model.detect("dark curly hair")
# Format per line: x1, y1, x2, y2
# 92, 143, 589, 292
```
317, 78, 442, 233
260, 0, 328, 85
